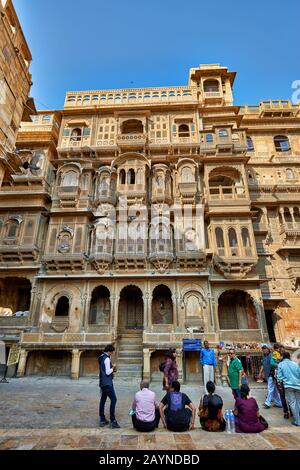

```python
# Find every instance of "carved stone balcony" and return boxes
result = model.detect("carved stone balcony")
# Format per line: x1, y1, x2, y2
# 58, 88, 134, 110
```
0, 243, 40, 263
57, 185, 81, 208
149, 244, 174, 273
94, 188, 116, 206
200, 131, 247, 155
151, 187, 172, 204
64, 86, 197, 109
178, 182, 197, 204
114, 242, 147, 270
277, 223, 300, 253
43, 254, 87, 271
116, 133, 147, 149
213, 254, 258, 279
60, 136, 91, 149
117, 183, 146, 203
287, 265, 300, 291
208, 185, 248, 205
203, 91, 224, 105
90, 250, 113, 274
176, 249, 206, 270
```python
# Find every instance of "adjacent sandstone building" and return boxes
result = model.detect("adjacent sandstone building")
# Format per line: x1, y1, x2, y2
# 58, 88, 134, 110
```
1, 59, 300, 381
0, 0, 35, 185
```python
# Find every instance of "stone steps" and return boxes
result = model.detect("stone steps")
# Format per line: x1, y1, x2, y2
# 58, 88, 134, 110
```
116, 333, 143, 380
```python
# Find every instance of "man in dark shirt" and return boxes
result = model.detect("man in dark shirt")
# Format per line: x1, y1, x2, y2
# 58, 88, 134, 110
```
98, 344, 120, 428
159, 381, 196, 432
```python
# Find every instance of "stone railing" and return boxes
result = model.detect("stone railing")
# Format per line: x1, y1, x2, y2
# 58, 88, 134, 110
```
208, 185, 246, 200
116, 133, 147, 146
64, 86, 198, 108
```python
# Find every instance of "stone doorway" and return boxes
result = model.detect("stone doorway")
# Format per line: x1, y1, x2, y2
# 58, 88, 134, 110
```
265, 309, 277, 343
118, 285, 143, 331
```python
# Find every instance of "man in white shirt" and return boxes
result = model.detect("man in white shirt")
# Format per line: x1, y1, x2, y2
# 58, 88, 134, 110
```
131, 380, 160, 432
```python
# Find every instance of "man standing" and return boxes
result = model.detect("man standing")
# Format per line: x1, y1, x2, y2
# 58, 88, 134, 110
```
259, 345, 282, 409
98, 344, 120, 428
200, 340, 216, 392
277, 352, 300, 426
227, 349, 243, 399
272, 343, 290, 419
131, 380, 160, 432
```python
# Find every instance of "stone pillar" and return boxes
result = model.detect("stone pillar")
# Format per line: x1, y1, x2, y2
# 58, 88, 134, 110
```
143, 348, 151, 380
172, 291, 179, 329
17, 349, 29, 377
279, 207, 284, 224
71, 349, 82, 380
212, 297, 220, 335
143, 291, 150, 331
289, 207, 295, 226
176, 348, 183, 382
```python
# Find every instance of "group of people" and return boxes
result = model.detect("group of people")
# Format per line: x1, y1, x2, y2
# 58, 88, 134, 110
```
98, 341, 300, 432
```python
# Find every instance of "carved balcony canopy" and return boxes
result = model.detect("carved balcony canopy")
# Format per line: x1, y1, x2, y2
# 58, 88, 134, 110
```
200, 127, 247, 155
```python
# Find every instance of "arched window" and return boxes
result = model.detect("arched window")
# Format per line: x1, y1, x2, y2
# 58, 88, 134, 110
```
241, 227, 252, 256
247, 136, 254, 151
228, 228, 238, 256
55, 296, 69, 317
119, 169, 126, 185
67, 96, 76, 102
283, 207, 292, 225
294, 207, 300, 224
122, 119, 143, 134
215, 227, 225, 256
203, 79, 220, 93
178, 124, 190, 137
70, 128, 82, 142
286, 168, 294, 180
5, 220, 19, 239
274, 135, 290, 152
128, 169, 135, 184
180, 166, 194, 183
89, 286, 110, 324
61, 170, 79, 187
218, 290, 258, 330
152, 285, 173, 324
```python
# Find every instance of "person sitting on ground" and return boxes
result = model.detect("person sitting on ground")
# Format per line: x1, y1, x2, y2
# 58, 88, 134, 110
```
198, 381, 226, 432
131, 380, 160, 432
234, 384, 267, 433
159, 381, 196, 432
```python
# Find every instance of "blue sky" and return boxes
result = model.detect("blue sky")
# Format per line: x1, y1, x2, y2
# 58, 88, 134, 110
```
14, 0, 300, 110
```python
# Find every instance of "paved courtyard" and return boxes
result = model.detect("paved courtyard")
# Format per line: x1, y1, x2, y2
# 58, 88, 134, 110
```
0, 377, 300, 450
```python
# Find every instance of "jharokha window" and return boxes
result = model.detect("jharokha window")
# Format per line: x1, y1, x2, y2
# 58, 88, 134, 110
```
178, 124, 190, 137
274, 135, 290, 152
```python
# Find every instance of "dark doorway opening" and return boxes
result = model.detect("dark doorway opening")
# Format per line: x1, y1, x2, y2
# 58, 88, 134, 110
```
265, 309, 276, 343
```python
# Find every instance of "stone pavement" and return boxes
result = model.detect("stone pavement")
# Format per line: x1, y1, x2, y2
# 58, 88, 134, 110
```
0, 377, 300, 450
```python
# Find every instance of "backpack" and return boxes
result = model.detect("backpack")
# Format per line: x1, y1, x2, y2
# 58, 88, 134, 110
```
159, 361, 166, 372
